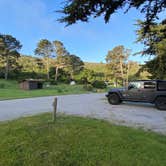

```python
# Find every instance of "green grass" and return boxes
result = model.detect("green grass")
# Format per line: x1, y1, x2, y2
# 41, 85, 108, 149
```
0, 79, 91, 100
0, 113, 166, 166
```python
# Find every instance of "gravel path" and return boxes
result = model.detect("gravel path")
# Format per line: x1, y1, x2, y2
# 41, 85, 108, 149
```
0, 93, 166, 134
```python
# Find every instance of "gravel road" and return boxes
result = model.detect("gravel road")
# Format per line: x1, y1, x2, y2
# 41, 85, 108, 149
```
0, 93, 166, 134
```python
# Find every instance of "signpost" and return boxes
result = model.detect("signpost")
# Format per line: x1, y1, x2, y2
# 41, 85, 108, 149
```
52, 97, 57, 122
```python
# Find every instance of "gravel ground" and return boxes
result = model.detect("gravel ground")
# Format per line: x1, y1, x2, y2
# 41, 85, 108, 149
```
0, 93, 166, 134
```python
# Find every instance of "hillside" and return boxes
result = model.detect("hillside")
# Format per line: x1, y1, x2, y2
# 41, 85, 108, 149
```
84, 62, 106, 73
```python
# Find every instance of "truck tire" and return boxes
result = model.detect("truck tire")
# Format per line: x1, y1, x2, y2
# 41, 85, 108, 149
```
155, 97, 166, 110
108, 93, 121, 105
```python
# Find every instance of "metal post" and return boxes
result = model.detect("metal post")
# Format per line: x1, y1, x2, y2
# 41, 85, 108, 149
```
52, 97, 57, 122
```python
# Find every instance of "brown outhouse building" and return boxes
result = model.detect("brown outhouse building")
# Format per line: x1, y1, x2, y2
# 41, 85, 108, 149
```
19, 79, 43, 90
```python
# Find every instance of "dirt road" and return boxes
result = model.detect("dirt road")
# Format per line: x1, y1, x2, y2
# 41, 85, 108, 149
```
0, 93, 166, 134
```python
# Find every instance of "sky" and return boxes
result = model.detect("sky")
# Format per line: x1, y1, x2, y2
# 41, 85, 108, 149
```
0, 0, 163, 63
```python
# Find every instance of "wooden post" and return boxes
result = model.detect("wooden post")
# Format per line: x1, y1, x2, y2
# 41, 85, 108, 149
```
52, 97, 58, 122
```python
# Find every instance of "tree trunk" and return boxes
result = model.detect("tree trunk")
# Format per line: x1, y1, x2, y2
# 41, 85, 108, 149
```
115, 78, 118, 87
55, 67, 59, 81
70, 71, 74, 80
126, 61, 130, 86
47, 72, 50, 80
5, 55, 9, 80
46, 57, 50, 80
119, 57, 124, 85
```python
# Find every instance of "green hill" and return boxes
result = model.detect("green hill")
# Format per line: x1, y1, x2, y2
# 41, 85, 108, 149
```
84, 62, 106, 73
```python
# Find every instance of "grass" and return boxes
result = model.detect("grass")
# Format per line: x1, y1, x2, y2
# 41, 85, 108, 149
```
0, 113, 166, 166
0, 79, 93, 100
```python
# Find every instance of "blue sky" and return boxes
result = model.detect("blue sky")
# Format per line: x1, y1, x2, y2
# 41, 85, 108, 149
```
0, 0, 162, 63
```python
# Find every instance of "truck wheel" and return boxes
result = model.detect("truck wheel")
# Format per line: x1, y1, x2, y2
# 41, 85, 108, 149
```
155, 97, 166, 110
108, 93, 121, 105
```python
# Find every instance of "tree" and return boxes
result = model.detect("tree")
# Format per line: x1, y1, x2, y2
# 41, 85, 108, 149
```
64, 54, 84, 79
136, 19, 166, 79
35, 39, 53, 80
58, 0, 166, 31
106, 46, 130, 86
136, 19, 166, 56
127, 61, 140, 81
53, 40, 69, 81
75, 68, 95, 84
18, 55, 45, 73
138, 56, 166, 79
0, 34, 22, 80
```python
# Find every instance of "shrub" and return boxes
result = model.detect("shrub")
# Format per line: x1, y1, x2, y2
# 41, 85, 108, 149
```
49, 80, 58, 85
57, 89, 63, 93
92, 80, 106, 89
83, 84, 93, 91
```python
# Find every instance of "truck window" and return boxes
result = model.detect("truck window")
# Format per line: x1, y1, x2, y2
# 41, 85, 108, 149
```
128, 82, 143, 90
158, 81, 166, 91
144, 82, 156, 89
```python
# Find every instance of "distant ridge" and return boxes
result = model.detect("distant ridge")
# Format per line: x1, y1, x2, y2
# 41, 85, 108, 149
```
84, 62, 106, 73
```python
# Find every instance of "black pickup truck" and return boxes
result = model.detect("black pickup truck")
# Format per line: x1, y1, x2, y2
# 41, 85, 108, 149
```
106, 80, 166, 110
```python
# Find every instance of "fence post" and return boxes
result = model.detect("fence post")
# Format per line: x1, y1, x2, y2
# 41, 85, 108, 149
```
52, 97, 57, 122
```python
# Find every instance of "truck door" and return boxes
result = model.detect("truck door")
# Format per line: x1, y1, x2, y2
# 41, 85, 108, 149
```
141, 81, 156, 101
122, 81, 144, 101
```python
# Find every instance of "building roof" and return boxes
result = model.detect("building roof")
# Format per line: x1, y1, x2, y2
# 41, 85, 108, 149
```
20, 79, 44, 82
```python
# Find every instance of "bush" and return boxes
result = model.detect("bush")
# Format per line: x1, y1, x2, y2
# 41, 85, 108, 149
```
57, 89, 63, 93
92, 80, 107, 89
83, 84, 93, 91
49, 80, 58, 85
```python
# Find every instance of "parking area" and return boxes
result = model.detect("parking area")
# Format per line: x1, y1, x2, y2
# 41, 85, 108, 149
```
0, 93, 166, 134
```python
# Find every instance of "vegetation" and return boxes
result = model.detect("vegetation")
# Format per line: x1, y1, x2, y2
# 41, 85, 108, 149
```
57, 0, 166, 82
85, 62, 106, 73
61, 54, 84, 80
106, 45, 131, 86
0, 79, 90, 100
0, 35, 147, 88
0, 32, 164, 88
35, 39, 54, 80
0, 34, 22, 80
136, 19, 166, 79
53, 40, 69, 81
58, 0, 166, 31
0, 113, 166, 166
140, 56, 166, 79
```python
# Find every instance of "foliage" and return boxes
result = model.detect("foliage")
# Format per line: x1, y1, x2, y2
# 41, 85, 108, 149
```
92, 80, 107, 89
18, 55, 45, 73
0, 79, 18, 89
35, 39, 54, 80
0, 113, 166, 166
126, 61, 151, 81
106, 45, 130, 86
140, 56, 166, 79
85, 62, 106, 81
63, 54, 84, 79
49, 67, 71, 83
0, 34, 22, 80
74, 68, 95, 84
53, 40, 69, 81
53, 40, 69, 57
85, 62, 106, 73
0, 79, 90, 100
52, 40, 84, 81
83, 84, 93, 91
58, 0, 166, 31
136, 19, 166, 79
136, 19, 166, 56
